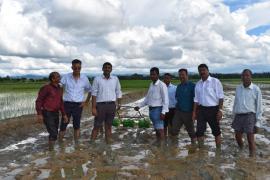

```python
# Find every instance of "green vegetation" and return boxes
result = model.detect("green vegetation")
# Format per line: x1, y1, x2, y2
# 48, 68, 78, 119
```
0, 77, 269, 93
220, 78, 270, 84
122, 119, 135, 127
138, 119, 151, 128
112, 118, 151, 128
120, 80, 150, 91
112, 118, 121, 127
0, 82, 47, 93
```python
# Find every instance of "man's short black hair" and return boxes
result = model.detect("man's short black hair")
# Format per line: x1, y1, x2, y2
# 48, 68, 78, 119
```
49, 72, 59, 81
164, 73, 172, 77
72, 59, 82, 65
198, 64, 208, 70
150, 67, 159, 75
103, 62, 112, 68
242, 69, 252, 75
178, 68, 188, 75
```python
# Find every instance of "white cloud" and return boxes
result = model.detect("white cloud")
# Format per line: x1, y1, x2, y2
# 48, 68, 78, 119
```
104, 0, 270, 71
105, 25, 176, 59
235, 1, 270, 30
0, 55, 69, 76
0, 0, 270, 76
122, 0, 178, 27
0, 0, 77, 58
47, 0, 124, 36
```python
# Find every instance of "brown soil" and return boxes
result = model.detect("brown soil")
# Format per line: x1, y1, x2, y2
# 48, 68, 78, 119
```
0, 90, 146, 146
1, 89, 270, 179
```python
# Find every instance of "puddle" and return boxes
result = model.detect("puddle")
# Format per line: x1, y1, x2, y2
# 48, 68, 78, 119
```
0, 90, 269, 179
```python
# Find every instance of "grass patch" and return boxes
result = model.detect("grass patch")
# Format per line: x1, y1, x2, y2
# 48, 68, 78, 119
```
0, 78, 270, 93
0, 82, 46, 93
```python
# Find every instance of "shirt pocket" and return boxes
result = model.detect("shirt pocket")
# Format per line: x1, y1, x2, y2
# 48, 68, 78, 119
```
150, 87, 161, 100
207, 87, 216, 95
206, 82, 217, 95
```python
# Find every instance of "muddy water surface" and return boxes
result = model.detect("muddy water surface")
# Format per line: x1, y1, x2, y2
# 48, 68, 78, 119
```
0, 90, 270, 179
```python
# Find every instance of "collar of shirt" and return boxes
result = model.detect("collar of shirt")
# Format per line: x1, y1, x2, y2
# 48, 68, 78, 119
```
102, 75, 112, 79
69, 73, 82, 80
180, 81, 189, 85
152, 79, 161, 86
49, 83, 60, 89
167, 83, 177, 90
240, 83, 254, 89
199, 75, 212, 83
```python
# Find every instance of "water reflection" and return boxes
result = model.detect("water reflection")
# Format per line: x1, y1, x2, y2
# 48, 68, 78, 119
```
0, 92, 36, 120
0, 90, 269, 179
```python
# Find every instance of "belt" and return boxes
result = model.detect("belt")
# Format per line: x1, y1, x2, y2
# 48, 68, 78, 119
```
43, 109, 59, 113
236, 112, 254, 116
97, 101, 115, 104
64, 101, 81, 104
199, 105, 218, 109
149, 106, 162, 110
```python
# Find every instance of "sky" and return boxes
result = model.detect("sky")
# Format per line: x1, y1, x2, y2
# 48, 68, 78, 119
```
0, 0, 270, 76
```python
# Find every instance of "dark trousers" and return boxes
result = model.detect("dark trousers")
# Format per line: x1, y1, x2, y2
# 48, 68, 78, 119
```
94, 102, 116, 128
196, 106, 221, 137
164, 108, 175, 128
43, 110, 59, 141
172, 110, 196, 139
60, 101, 83, 131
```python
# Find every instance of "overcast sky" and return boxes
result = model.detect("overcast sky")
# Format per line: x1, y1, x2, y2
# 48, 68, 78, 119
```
0, 0, 270, 76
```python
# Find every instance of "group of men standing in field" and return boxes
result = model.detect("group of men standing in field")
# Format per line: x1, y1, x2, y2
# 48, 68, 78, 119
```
36, 59, 122, 148
35, 59, 263, 157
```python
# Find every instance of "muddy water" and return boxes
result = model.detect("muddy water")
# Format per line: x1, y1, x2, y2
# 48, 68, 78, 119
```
0, 90, 270, 179
0, 92, 36, 120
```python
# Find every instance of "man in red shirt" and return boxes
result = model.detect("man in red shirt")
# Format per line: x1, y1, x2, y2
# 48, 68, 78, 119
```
36, 72, 68, 150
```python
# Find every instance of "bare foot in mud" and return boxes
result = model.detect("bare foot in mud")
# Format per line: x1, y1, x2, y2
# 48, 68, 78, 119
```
106, 137, 113, 144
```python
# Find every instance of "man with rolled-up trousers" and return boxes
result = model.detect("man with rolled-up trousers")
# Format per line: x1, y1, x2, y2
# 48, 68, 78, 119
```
192, 64, 224, 148
59, 59, 92, 141
36, 72, 68, 150
135, 67, 169, 141
232, 69, 263, 157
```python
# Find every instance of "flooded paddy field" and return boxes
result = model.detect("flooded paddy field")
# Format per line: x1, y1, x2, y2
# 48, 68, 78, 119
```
0, 92, 36, 120
0, 89, 269, 179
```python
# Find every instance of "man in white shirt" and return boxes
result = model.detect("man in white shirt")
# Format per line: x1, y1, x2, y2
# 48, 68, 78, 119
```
163, 73, 177, 137
232, 69, 263, 157
90, 62, 122, 143
59, 59, 92, 141
192, 64, 224, 148
135, 67, 169, 141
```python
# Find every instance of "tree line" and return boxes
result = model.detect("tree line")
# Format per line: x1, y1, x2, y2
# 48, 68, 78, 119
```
0, 72, 269, 82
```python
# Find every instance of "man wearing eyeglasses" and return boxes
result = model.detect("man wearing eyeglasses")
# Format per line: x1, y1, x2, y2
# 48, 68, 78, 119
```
59, 59, 92, 141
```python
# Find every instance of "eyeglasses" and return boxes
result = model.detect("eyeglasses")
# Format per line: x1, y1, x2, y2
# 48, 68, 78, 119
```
72, 66, 81, 70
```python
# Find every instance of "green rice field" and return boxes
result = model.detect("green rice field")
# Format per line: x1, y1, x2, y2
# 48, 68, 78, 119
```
0, 78, 269, 93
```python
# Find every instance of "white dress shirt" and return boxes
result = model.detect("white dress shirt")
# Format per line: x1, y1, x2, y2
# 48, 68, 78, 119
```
140, 79, 169, 114
61, 73, 92, 102
232, 83, 263, 127
167, 83, 177, 108
91, 75, 122, 102
194, 76, 224, 106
